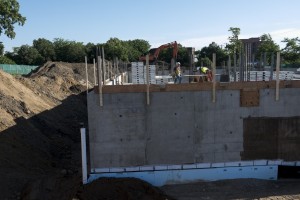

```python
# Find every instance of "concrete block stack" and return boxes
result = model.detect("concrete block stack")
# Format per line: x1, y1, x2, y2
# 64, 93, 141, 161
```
273, 71, 294, 80
144, 65, 156, 84
230, 71, 295, 82
131, 62, 156, 84
250, 71, 271, 81
131, 62, 145, 84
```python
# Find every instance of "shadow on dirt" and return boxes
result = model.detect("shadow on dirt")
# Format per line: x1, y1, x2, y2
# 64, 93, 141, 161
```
0, 91, 88, 200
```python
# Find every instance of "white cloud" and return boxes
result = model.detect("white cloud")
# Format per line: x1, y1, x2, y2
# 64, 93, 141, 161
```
269, 28, 300, 47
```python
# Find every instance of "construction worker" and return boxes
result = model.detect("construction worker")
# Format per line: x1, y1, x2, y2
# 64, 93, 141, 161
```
174, 62, 182, 84
200, 66, 212, 81
200, 66, 209, 74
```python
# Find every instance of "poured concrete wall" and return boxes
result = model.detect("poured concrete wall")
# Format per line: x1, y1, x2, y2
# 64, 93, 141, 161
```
87, 82, 300, 169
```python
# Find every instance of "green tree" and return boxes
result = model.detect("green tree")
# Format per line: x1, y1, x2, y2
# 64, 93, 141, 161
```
104, 38, 128, 61
15, 45, 43, 65
255, 34, 280, 65
0, 42, 4, 55
0, 55, 15, 64
126, 39, 150, 62
226, 27, 242, 55
257, 34, 279, 55
33, 38, 56, 62
196, 42, 227, 66
0, 0, 26, 39
85, 42, 97, 63
4, 47, 18, 61
53, 38, 86, 62
281, 37, 300, 65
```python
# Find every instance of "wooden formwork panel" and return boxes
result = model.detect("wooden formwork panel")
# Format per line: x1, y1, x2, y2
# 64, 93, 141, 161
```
242, 117, 300, 161
240, 88, 259, 107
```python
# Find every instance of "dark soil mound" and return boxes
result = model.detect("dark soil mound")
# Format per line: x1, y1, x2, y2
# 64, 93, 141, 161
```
77, 177, 173, 200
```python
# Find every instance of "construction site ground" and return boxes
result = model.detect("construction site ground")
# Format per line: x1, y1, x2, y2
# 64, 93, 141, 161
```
0, 62, 300, 200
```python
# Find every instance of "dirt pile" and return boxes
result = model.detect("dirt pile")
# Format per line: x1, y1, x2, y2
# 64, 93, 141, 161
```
77, 178, 173, 200
0, 62, 90, 199
0, 62, 171, 200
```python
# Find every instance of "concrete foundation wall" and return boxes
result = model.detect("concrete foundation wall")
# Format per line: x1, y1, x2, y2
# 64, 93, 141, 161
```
87, 82, 300, 169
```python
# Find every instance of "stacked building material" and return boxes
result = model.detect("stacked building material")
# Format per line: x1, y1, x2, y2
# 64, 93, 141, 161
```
273, 71, 294, 80
230, 71, 295, 82
144, 65, 156, 84
131, 62, 156, 84
131, 62, 145, 84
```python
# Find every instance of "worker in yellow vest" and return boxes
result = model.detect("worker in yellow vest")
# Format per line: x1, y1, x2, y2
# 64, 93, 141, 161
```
200, 66, 212, 81
174, 62, 182, 84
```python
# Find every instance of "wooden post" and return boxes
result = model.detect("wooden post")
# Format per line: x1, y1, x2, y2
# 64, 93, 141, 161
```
93, 58, 96, 85
109, 62, 112, 82
112, 59, 116, 85
234, 52, 237, 82
102, 47, 106, 85
85, 56, 89, 95
146, 54, 150, 105
228, 55, 231, 76
116, 58, 119, 85
212, 53, 216, 103
98, 56, 103, 107
275, 52, 280, 101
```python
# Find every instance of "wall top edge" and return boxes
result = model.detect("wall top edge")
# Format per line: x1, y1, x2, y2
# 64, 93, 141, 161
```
93, 81, 300, 94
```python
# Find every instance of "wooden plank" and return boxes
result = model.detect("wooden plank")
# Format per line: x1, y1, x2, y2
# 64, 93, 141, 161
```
92, 80, 300, 94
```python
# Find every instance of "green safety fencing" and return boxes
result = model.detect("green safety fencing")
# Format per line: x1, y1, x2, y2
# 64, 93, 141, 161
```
0, 64, 39, 75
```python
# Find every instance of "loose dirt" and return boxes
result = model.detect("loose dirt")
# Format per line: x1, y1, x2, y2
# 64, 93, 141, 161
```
0, 62, 300, 200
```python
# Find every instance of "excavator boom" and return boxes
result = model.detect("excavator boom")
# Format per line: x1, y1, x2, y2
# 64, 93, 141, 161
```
139, 41, 178, 62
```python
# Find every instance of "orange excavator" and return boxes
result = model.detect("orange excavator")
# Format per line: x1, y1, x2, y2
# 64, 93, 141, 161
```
139, 41, 178, 63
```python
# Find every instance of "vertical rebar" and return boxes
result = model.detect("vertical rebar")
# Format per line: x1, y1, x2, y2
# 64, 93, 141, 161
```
270, 52, 274, 81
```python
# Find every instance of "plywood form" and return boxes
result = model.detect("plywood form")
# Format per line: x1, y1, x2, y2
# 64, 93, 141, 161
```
242, 117, 300, 161
240, 88, 259, 107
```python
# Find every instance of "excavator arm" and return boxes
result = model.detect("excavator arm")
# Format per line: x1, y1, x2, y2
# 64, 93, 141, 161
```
153, 41, 178, 60
139, 41, 178, 62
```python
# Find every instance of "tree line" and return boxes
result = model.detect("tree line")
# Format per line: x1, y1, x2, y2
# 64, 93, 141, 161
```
1, 31, 299, 68
0, 38, 150, 65
0, 1, 299, 67
195, 27, 300, 67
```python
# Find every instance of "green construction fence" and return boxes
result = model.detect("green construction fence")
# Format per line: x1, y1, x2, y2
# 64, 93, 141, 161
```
0, 64, 39, 75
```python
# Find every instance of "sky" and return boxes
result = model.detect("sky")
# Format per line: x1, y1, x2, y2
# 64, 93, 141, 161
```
1, 0, 300, 52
